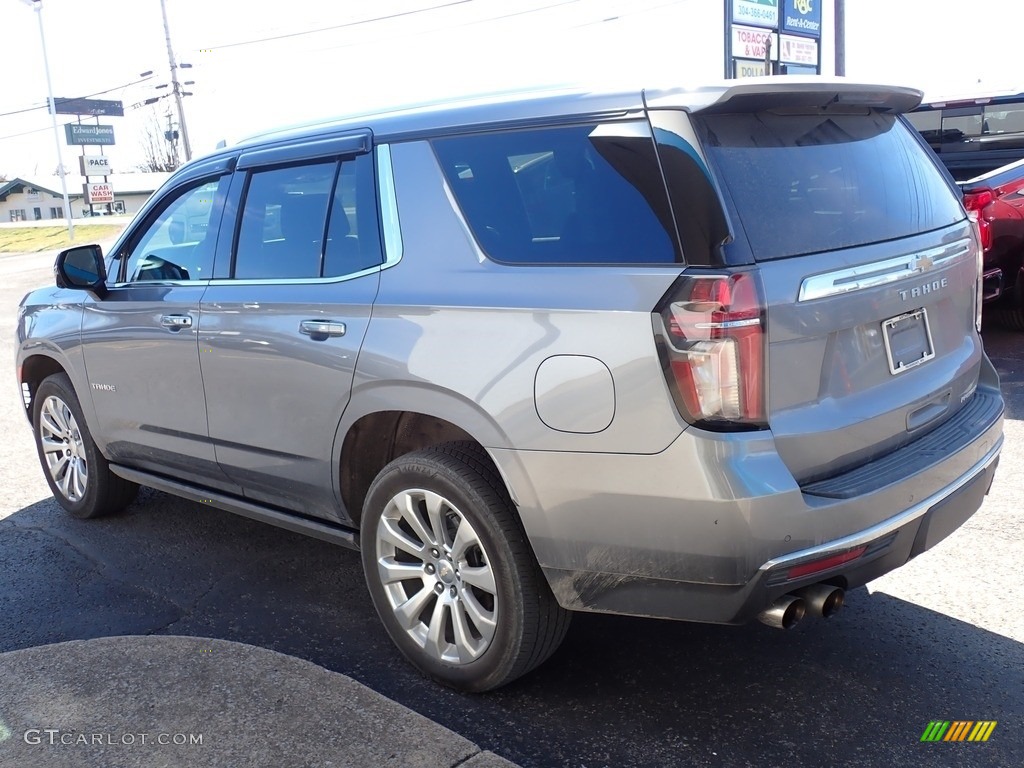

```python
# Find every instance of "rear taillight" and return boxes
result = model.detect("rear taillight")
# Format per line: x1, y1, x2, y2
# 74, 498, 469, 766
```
970, 223, 984, 332
962, 189, 994, 251
653, 271, 767, 429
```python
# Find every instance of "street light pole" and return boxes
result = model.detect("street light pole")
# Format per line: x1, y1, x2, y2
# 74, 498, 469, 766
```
159, 0, 192, 163
22, 0, 74, 239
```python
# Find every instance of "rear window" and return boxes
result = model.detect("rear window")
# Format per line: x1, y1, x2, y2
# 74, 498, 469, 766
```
697, 110, 964, 261
432, 122, 679, 264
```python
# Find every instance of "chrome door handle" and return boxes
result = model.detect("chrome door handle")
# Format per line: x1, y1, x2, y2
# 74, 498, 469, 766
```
160, 315, 193, 330
299, 320, 347, 338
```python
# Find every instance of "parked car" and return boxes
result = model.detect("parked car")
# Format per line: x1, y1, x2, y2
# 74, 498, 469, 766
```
16, 78, 1004, 691
960, 158, 1024, 329
906, 91, 1024, 181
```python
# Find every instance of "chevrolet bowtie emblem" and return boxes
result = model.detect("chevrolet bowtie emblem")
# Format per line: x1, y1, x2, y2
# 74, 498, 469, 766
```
913, 254, 935, 272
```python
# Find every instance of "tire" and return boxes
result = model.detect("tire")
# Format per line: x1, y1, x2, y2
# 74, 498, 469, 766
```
360, 442, 570, 692
32, 373, 138, 519
992, 271, 1024, 331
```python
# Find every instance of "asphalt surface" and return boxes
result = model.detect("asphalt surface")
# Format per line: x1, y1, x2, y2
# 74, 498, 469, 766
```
0, 636, 516, 768
1, 247, 1022, 768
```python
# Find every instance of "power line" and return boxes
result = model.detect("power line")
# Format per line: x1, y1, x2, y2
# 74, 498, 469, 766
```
203, 0, 476, 50
0, 74, 155, 120
0, 119, 75, 143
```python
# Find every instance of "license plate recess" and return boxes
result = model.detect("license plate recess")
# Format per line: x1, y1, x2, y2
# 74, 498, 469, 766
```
882, 308, 934, 375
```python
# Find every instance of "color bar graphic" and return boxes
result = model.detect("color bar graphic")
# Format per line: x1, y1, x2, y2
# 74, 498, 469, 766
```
920, 720, 997, 742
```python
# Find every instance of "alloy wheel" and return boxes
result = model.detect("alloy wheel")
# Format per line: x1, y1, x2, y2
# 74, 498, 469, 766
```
38, 395, 89, 502
375, 488, 498, 664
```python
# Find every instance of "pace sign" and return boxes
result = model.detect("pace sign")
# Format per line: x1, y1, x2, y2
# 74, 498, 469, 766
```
80, 155, 113, 176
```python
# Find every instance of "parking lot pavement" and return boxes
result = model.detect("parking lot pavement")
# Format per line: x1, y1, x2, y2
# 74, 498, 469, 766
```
2, 249, 1022, 767
0, 636, 517, 768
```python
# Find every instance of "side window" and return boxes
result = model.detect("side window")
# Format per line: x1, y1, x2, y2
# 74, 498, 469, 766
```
234, 161, 334, 280
905, 109, 941, 147
432, 123, 679, 264
233, 154, 383, 280
983, 103, 1024, 136
941, 108, 983, 151
323, 154, 384, 277
122, 177, 224, 282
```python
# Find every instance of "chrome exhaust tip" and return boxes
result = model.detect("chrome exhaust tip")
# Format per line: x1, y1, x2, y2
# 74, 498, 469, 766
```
796, 584, 845, 618
757, 595, 806, 630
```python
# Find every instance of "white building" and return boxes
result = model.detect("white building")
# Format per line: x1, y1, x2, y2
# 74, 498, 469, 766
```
0, 173, 170, 222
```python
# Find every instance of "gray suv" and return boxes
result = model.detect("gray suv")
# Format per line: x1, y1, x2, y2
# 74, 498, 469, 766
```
16, 78, 1004, 691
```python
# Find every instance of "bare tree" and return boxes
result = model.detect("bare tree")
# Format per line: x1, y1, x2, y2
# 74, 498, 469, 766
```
137, 109, 179, 172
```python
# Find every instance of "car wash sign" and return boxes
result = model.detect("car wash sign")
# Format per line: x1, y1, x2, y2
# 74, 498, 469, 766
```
782, 0, 821, 36
84, 182, 114, 204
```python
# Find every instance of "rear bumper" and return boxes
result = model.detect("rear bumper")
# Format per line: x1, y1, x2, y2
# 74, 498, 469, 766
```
492, 385, 1003, 625
540, 438, 1000, 624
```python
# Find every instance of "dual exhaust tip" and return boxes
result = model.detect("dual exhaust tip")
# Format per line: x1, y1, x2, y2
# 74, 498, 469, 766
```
757, 584, 845, 630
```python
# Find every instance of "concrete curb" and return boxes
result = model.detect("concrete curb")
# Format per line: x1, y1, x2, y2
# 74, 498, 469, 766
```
0, 635, 519, 768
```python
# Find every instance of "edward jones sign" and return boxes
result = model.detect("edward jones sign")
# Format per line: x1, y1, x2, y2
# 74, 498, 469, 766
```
84, 183, 114, 204
64, 124, 116, 146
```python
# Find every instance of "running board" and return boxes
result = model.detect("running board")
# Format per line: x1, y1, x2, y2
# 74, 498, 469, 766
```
109, 464, 360, 551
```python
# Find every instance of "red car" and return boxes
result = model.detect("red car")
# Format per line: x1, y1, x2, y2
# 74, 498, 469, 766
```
960, 158, 1024, 329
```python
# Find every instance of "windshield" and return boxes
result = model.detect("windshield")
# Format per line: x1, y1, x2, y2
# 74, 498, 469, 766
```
697, 110, 964, 260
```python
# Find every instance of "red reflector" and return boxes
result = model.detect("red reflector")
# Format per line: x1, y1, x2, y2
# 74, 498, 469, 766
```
786, 545, 868, 581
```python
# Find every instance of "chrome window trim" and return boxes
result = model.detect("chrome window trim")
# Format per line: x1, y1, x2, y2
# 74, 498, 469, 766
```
108, 279, 212, 289
203, 265, 381, 287
115, 266, 382, 289
376, 144, 403, 269
797, 238, 972, 302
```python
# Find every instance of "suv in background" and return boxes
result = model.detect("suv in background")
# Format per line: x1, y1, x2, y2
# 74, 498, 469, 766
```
16, 78, 1004, 691
907, 91, 1024, 180
960, 158, 1024, 329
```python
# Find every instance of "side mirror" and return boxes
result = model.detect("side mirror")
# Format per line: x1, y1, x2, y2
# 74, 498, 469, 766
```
55, 244, 107, 297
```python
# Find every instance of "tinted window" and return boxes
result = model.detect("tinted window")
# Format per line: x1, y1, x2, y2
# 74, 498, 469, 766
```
983, 103, 1024, 135
905, 109, 939, 136
235, 161, 334, 279
943, 109, 983, 144
123, 177, 224, 282
698, 110, 964, 261
323, 154, 384, 277
433, 123, 679, 264
233, 155, 382, 280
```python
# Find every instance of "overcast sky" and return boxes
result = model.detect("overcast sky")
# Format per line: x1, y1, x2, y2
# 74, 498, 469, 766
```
2, 0, 1022, 177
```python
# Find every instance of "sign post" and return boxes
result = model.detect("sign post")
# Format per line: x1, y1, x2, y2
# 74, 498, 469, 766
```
726, 0, 820, 78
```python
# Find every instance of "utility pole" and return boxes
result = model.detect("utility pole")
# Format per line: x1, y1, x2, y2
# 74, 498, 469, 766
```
159, 0, 192, 162
834, 0, 846, 76
21, 0, 73, 238
165, 112, 180, 169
